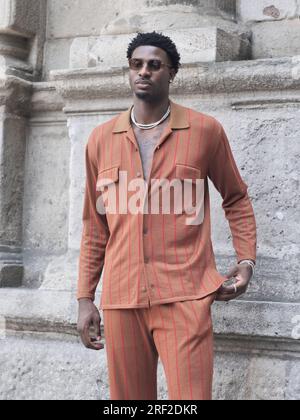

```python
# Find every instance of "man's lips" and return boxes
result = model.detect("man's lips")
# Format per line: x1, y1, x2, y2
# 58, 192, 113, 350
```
135, 81, 152, 90
135, 80, 152, 85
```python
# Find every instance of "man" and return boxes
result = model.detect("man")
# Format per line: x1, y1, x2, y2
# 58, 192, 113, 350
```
77, 31, 257, 400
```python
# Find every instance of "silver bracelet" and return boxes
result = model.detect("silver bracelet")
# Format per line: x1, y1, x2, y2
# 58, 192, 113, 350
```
238, 259, 255, 276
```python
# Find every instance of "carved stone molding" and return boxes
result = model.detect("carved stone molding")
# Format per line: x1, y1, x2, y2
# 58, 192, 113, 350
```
49, 56, 300, 112
0, 74, 32, 115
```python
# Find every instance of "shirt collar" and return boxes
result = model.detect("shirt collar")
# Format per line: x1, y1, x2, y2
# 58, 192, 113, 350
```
112, 99, 190, 133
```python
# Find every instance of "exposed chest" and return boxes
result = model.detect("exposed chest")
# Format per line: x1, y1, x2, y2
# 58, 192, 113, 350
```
132, 123, 167, 147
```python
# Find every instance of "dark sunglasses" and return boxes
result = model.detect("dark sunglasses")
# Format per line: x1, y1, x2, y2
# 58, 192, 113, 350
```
128, 58, 173, 72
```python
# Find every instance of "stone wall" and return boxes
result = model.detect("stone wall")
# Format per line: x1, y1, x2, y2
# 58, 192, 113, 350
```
0, 0, 299, 400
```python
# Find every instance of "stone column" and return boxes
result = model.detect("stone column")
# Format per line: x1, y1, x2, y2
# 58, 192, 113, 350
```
0, 77, 32, 287
0, 0, 46, 287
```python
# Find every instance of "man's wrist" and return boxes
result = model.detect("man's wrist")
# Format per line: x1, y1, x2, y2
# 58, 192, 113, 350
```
238, 259, 255, 275
78, 297, 94, 304
238, 258, 256, 265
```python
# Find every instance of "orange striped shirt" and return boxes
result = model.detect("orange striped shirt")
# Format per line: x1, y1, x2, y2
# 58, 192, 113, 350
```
77, 99, 257, 309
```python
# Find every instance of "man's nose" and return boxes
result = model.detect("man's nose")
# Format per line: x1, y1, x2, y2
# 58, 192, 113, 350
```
138, 63, 151, 77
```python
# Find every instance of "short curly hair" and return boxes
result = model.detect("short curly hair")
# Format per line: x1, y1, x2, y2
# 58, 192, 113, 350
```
126, 31, 181, 75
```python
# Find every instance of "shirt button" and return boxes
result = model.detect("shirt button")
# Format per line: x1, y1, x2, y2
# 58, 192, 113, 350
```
142, 287, 147, 292
137, 172, 142, 177
144, 257, 149, 264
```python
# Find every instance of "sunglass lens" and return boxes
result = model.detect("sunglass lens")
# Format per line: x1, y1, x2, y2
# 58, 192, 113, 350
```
149, 60, 161, 71
130, 59, 142, 70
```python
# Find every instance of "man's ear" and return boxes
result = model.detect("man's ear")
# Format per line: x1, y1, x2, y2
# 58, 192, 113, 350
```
170, 69, 176, 81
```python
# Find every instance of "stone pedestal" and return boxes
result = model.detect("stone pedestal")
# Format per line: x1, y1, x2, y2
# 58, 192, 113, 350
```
0, 0, 300, 401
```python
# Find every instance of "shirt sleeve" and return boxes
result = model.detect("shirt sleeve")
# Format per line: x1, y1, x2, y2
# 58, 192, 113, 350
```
208, 120, 257, 263
77, 128, 110, 301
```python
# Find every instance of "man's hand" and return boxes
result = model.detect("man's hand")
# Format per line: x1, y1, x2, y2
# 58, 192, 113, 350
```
77, 298, 104, 350
215, 263, 253, 302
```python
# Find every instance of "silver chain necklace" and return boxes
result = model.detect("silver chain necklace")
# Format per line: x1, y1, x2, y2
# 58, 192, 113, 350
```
131, 105, 171, 130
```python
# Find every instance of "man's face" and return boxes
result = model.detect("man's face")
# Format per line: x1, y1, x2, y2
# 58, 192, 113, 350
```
128, 45, 175, 102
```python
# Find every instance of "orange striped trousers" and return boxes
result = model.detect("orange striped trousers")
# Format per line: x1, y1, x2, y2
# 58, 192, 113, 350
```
102, 292, 216, 400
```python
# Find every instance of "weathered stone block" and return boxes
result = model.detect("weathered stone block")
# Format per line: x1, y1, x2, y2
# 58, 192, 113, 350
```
42, 38, 74, 78
238, 0, 299, 22
70, 27, 250, 70
251, 20, 300, 58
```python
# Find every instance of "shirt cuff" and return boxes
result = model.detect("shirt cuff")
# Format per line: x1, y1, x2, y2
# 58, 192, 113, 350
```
77, 292, 95, 301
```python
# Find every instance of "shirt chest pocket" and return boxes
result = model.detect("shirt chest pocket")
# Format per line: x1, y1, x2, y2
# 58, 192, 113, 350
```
175, 163, 201, 183
96, 166, 120, 191
96, 166, 120, 214
174, 163, 202, 211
